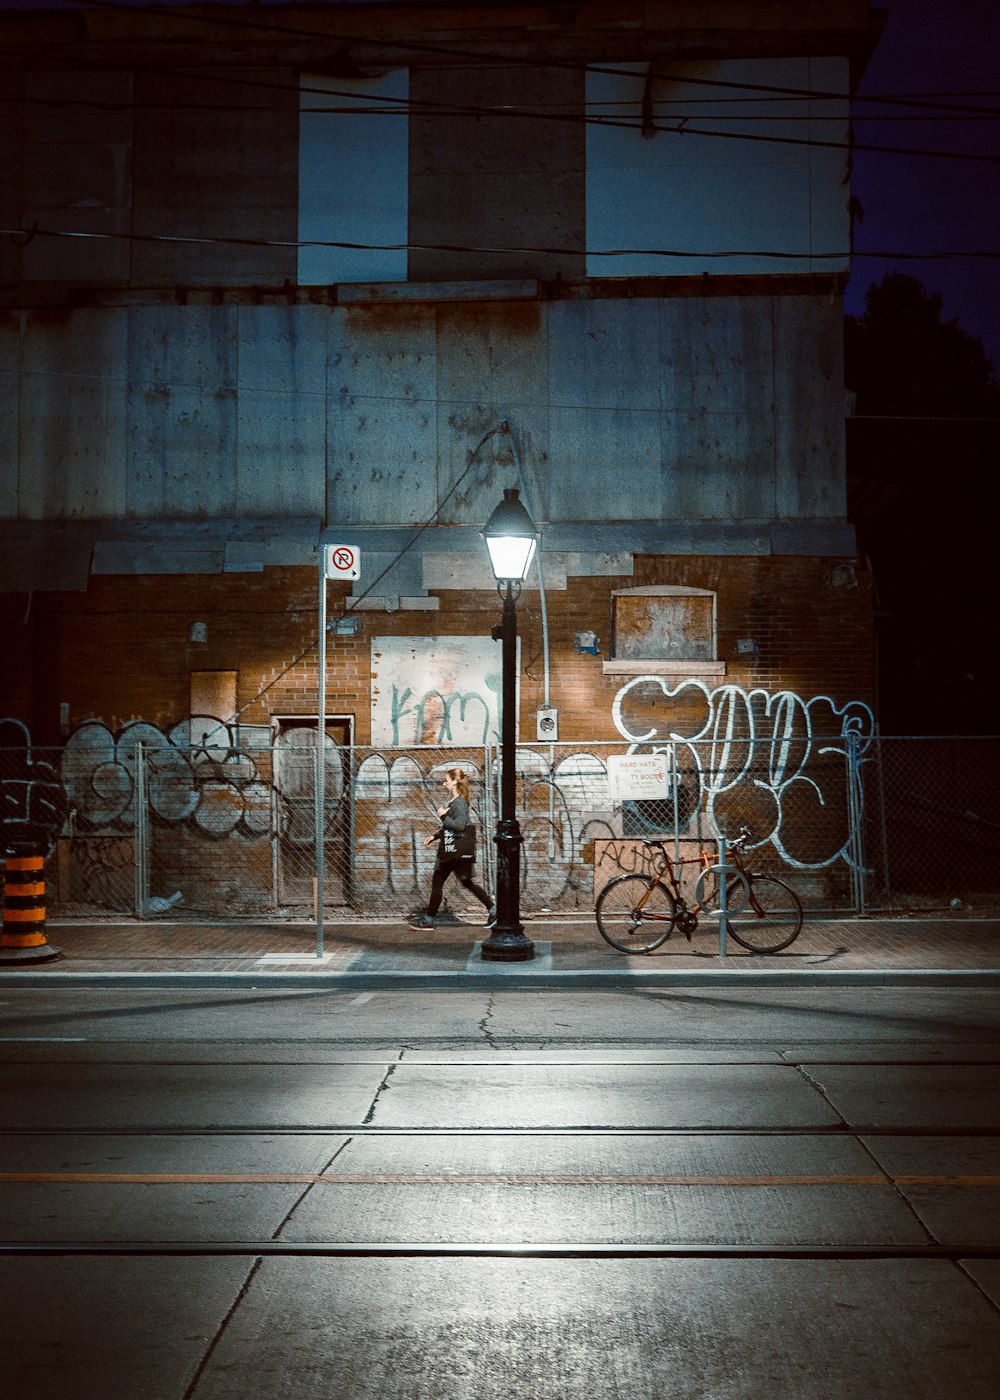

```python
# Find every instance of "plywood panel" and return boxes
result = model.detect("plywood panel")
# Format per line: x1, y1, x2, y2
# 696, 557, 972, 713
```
237, 307, 326, 395
126, 383, 237, 518
127, 306, 237, 516
19, 309, 127, 519
129, 305, 236, 389
236, 306, 327, 516
236, 389, 326, 517
327, 305, 437, 525
659, 297, 776, 520
549, 300, 660, 411
773, 297, 845, 517
548, 406, 662, 521
435, 300, 548, 522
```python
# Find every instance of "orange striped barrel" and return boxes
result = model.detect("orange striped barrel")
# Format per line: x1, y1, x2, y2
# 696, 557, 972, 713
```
3, 844, 47, 946
1, 844, 60, 962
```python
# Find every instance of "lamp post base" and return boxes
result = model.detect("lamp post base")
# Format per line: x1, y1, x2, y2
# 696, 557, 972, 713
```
481, 924, 535, 961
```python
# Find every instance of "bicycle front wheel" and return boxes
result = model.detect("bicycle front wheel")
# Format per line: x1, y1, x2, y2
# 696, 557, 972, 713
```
595, 875, 675, 954
727, 876, 804, 954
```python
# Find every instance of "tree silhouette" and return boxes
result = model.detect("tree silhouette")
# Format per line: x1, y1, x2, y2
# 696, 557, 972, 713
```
845, 274, 999, 735
846, 272, 1000, 418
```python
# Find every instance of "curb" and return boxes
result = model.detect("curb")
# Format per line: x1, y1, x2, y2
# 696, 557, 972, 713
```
4, 968, 1000, 990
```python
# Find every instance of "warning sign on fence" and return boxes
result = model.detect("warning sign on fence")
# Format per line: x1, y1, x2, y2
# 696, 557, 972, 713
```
607, 752, 670, 803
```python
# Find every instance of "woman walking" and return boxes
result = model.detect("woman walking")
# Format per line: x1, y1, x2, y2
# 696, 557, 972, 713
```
409, 769, 494, 929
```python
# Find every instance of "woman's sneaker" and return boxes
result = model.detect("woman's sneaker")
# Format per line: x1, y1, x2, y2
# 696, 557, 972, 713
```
485, 905, 497, 926
409, 914, 437, 929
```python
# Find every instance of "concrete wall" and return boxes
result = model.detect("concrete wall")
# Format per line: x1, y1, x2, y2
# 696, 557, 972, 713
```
0, 290, 845, 527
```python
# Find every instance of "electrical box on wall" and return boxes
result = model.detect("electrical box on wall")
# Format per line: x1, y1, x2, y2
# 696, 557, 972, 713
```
536, 708, 559, 741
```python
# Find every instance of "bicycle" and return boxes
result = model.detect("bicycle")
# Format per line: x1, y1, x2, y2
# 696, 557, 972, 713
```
595, 827, 804, 955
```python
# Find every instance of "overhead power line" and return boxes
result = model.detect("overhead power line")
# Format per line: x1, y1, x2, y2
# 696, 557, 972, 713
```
2, 68, 998, 167
4, 221, 1000, 262
42, 0, 1000, 124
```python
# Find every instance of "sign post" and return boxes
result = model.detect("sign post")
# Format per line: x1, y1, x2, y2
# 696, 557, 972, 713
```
316, 545, 360, 958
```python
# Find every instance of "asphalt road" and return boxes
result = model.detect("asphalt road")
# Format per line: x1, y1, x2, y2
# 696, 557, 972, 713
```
2, 985, 1000, 1398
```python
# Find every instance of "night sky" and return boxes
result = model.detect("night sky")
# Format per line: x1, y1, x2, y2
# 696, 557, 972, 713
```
844, 0, 1000, 366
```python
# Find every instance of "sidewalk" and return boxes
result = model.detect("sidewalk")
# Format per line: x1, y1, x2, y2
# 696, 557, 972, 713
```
3, 912, 1000, 987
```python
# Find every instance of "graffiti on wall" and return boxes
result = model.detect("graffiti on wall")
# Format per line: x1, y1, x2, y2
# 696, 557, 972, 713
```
2, 669, 875, 913
58, 718, 276, 837
611, 676, 875, 869
371, 636, 506, 746
0, 718, 66, 854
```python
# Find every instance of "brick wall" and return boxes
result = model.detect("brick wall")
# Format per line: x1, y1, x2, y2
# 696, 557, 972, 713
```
1, 554, 875, 744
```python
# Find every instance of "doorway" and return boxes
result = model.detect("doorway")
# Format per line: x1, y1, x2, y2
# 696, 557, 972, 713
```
273, 716, 353, 908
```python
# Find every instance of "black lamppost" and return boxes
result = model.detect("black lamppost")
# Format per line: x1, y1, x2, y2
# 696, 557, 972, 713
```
481, 488, 537, 962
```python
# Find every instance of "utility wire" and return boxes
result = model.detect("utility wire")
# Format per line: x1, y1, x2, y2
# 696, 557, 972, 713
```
4, 222, 1000, 261
40, 0, 1000, 123
2, 62, 996, 166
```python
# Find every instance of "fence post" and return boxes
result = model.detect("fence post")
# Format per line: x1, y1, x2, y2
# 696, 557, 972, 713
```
345, 743, 357, 907
875, 733, 892, 911
670, 742, 681, 867
134, 742, 147, 917
846, 731, 867, 915
716, 835, 728, 958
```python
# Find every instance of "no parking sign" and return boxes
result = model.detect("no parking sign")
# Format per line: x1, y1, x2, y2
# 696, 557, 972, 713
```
324, 544, 361, 581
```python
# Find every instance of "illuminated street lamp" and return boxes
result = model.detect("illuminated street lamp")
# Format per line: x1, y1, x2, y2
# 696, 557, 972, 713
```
481, 488, 537, 962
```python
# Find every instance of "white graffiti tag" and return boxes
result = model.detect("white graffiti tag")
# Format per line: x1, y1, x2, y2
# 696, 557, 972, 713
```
611, 677, 876, 869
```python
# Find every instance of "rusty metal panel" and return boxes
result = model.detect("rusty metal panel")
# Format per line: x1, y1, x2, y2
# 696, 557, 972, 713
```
773, 296, 846, 518
235, 306, 327, 516
19, 308, 127, 519
660, 297, 776, 520
327, 305, 438, 525
127, 306, 237, 517
435, 300, 548, 523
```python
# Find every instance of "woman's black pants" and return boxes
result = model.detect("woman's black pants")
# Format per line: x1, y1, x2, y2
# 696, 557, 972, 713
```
427, 856, 491, 916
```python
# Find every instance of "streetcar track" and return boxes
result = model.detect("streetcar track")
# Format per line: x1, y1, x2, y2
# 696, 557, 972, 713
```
1, 1124, 998, 1135
2, 1170, 1000, 1186
2, 1241, 999, 1260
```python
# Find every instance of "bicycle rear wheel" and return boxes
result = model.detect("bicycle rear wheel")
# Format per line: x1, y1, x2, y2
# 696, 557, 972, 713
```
595, 875, 675, 954
727, 875, 803, 953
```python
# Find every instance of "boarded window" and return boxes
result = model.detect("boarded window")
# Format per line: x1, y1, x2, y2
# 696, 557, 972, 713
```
586, 57, 849, 277
611, 588, 716, 662
189, 671, 237, 748
299, 70, 409, 284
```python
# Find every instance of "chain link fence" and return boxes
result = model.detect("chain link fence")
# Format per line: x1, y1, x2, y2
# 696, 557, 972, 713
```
2, 734, 999, 920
